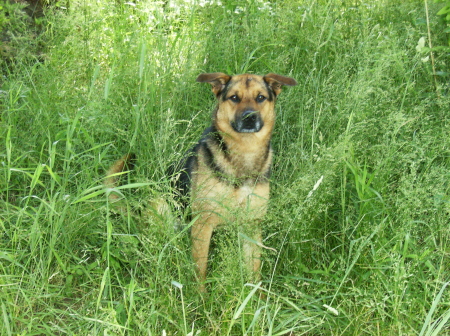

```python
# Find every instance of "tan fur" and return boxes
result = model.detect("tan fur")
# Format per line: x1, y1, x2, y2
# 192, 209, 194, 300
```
104, 153, 135, 203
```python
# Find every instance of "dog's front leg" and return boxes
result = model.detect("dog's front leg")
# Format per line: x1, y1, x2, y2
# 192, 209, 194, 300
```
191, 219, 215, 293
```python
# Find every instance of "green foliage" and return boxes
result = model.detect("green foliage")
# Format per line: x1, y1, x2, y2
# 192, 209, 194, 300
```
0, 2, 7, 30
0, 0, 47, 71
0, 1, 25, 30
1, 0, 450, 335
436, 0, 450, 24
436, 0, 450, 47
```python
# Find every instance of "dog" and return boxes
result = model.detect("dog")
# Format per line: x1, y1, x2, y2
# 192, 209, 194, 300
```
105, 72, 297, 292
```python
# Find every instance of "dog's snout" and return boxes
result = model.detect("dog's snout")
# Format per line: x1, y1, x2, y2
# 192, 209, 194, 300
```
232, 110, 263, 133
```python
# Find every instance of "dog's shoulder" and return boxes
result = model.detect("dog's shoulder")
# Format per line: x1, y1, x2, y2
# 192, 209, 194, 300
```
167, 126, 215, 200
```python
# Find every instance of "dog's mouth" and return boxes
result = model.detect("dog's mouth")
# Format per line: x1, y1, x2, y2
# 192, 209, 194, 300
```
231, 110, 264, 133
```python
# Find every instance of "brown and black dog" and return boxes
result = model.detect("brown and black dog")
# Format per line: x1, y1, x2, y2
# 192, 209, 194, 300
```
105, 72, 297, 292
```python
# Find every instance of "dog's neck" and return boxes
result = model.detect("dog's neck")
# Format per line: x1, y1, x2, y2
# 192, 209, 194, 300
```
206, 125, 272, 185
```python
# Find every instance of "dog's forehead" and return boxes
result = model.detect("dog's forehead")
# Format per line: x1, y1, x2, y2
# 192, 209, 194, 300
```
229, 74, 266, 91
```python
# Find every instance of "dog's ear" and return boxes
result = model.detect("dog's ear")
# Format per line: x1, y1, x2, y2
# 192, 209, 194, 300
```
264, 73, 297, 96
197, 73, 232, 96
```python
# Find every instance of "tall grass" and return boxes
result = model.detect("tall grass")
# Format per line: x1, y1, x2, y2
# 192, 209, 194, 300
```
1, 0, 449, 334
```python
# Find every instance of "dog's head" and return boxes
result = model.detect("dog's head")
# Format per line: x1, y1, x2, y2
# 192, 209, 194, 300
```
197, 73, 297, 136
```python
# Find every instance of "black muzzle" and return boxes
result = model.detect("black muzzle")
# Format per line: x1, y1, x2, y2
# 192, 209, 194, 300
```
232, 110, 264, 133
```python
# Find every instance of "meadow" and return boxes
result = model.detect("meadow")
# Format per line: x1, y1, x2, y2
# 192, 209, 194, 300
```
1, 0, 449, 335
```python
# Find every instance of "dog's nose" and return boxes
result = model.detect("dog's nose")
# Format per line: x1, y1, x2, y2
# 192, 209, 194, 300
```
232, 110, 263, 133
242, 110, 258, 124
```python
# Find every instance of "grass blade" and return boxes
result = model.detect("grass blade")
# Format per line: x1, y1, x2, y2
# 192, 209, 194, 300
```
1, 302, 12, 336
233, 282, 262, 320
419, 281, 450, 336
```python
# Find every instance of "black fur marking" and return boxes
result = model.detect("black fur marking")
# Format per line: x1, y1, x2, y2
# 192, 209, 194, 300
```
168, 126, 234, 208
172, 125, 218, 196
220, 80, 232, 100
263, 141, 271, 162
203, 129, 241, 187
246, 77, 252, 88
263, 81, 275, 102
264, 166, 271, 179
209, 125, 229, 160
123, 153, 137, 172
167, 147, 197, 210
202, 140, 228, 180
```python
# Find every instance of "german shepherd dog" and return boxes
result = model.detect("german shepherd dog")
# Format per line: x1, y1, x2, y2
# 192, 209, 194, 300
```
105, 72, 297, 292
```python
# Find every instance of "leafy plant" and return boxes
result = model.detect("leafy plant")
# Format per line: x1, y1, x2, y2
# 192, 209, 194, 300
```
436, 0, 450, 46
0, 1, 8, 30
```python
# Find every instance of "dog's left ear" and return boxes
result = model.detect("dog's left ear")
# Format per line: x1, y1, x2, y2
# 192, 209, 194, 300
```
264, 73, 297, 96
197, 73, 232, 97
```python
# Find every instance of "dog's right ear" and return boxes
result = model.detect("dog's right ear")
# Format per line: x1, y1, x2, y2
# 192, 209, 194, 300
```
196, 73, 231, 97
264, 73, 297, 96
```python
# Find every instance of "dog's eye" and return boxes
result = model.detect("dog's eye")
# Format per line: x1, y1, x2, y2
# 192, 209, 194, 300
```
229, 95, 239, 103
256, 95, 266, 103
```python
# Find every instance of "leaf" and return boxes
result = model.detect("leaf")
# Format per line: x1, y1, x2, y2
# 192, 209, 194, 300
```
171, 281, 183, 289
419, 281, 450, 336
232, 282, 262, 320
45, 165, 61, 185
436, 5, 450, 16
71, 189, 105, 204
323, 304, 339, 316
416, 37, 426, 52
436, 71, 449, 77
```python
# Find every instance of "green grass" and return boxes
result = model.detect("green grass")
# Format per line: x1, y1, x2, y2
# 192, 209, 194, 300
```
1, 0, 450, 335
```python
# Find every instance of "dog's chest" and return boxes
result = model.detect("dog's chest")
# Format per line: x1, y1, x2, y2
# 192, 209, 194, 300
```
234, 184, 256, 205
192, 168, 269, 211
230, 181, 270, 220
223, 145, 272, 182
231, 151, 263, 176
191, 180, 269, 231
